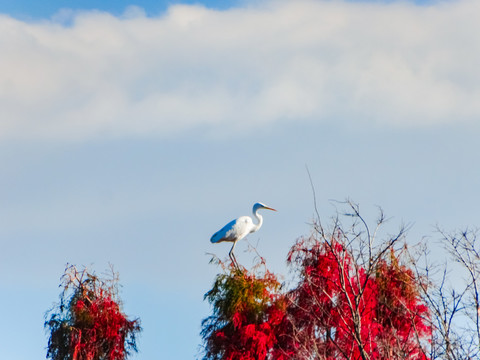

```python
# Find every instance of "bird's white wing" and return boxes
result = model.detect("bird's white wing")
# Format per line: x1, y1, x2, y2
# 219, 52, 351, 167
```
210, 216, 253, 243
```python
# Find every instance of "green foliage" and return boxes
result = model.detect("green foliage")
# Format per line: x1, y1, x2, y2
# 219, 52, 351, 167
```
201, 263, 284, 360
205, 267, 280, 324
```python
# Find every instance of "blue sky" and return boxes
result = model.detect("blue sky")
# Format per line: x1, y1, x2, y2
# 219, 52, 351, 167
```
0, 1, 229, 20
0, 0, 438, 19
0, 0, 479, 359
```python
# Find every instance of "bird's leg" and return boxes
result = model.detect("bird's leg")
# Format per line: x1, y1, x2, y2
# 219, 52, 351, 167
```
229, 241, 240, 270
231, 252, 240, 270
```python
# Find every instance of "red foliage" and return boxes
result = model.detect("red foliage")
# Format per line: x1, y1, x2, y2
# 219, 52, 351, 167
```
375, 249, 431, 359
45, 266, 141, 360
273, 238, 431, 360
69, 294, 138, 360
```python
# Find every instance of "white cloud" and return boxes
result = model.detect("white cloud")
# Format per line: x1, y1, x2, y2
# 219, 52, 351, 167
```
0, 0, 479, 140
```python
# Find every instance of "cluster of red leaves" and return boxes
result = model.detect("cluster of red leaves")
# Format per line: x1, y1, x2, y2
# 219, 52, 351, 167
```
201, 266, 286, 360
275, 238, 384, 359
69, 293, 140, 360
375, 249, 431, 359
275, 237, 432, 359
202, 237, 431, 360
45, 267, 141, 360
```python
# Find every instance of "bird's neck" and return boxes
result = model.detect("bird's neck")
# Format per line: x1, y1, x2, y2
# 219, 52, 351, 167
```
253, 210, 263, 232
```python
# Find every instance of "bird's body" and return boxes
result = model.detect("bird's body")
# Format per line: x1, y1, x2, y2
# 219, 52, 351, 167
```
210, 202, 276, 268
210, 216, 256, 244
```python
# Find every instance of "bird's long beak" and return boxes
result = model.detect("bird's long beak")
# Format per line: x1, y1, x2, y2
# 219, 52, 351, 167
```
265, 206, 277, 211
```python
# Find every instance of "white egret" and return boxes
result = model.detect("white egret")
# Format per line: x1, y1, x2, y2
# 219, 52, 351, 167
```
210, 202, 277, 268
